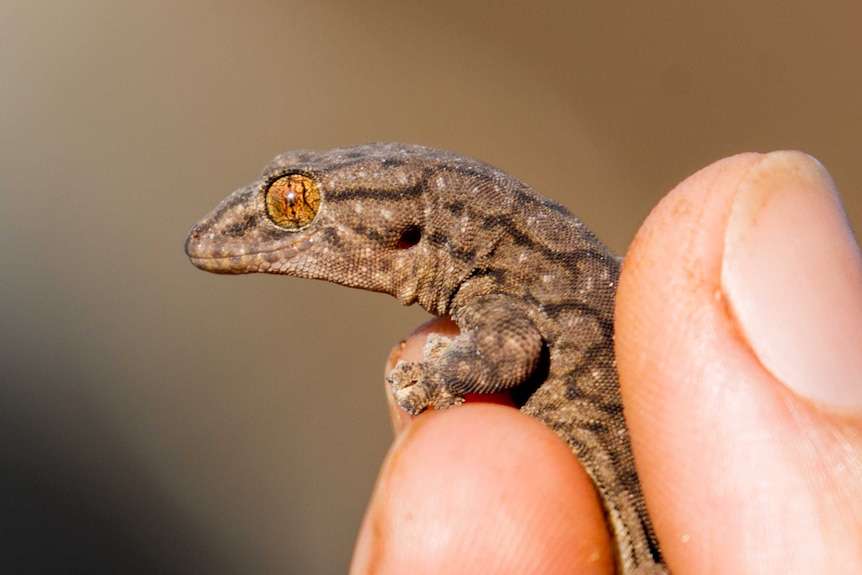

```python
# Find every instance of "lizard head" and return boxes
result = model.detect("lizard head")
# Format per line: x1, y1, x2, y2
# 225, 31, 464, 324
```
186, 143, 505, 315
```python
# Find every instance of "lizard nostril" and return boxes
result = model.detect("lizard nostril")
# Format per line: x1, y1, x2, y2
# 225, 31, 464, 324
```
395, 225, 422, 250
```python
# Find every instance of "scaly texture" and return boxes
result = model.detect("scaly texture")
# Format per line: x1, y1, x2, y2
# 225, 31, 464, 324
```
186, 143, 667, 574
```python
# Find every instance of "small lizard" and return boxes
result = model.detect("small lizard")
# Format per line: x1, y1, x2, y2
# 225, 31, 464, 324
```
185, 143, 667, 574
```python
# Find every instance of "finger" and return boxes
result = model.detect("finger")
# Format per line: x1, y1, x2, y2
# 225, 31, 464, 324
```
616, 151, 862, 574
351, 403, 615, 575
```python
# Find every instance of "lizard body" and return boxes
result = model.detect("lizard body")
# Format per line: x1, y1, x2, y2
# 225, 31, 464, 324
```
185, 143, 667, 574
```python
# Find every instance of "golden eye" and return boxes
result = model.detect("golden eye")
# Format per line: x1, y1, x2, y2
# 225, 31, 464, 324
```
265, 174, 321, 230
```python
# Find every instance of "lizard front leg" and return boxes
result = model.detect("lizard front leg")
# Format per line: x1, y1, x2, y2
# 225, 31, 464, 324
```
388, 294, 543, 414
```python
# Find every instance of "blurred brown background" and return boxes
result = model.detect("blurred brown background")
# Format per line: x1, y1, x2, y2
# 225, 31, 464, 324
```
1, 1, 859, 572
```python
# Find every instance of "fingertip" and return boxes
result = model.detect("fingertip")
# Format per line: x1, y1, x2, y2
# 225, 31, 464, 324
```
616, 152, 862, 573
351, 404, 614, 575
616, 151, 763, 477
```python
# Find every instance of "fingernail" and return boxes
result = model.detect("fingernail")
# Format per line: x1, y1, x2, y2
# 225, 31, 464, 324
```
722, 151, 862, 410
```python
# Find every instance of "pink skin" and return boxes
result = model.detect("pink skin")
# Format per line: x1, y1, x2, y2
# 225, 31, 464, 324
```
351, 152, 862, 575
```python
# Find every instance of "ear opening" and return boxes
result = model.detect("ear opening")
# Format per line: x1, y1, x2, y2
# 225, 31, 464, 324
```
395, 224, 422, 250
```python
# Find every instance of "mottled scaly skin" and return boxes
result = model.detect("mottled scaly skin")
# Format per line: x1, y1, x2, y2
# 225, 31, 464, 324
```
185, 143, 667, 574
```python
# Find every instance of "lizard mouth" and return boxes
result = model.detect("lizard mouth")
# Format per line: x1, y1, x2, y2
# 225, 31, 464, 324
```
185, 226, 322, 274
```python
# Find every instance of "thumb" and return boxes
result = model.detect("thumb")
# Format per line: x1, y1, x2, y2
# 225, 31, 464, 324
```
616, 151, 862, 574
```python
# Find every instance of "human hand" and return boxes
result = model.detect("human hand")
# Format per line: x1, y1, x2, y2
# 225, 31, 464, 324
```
350, 151, 862, 574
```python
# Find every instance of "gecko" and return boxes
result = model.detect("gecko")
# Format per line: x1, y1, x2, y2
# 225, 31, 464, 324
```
185, 143, 668, 574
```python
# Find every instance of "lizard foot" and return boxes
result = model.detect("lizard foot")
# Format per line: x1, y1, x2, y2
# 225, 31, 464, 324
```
388, 359, 464, 414
422, 333, 453, 360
